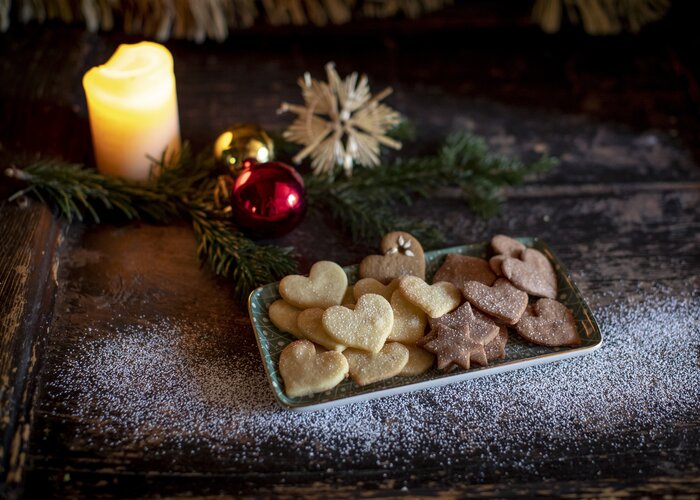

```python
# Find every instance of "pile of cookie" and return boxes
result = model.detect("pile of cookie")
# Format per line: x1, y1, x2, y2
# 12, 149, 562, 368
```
268, 232, 581, 398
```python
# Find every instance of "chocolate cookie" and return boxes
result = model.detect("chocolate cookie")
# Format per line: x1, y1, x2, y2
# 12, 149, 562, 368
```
462, 278, 529, 325
501, 248, 558, 299
433, 254, 497, 289
515, 298, 581, 347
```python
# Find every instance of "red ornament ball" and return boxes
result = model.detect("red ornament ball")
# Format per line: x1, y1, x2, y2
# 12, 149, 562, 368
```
230, 161, 307, 238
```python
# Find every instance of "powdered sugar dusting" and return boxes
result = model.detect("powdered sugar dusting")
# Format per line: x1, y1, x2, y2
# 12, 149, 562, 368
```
46, 293, 700, 473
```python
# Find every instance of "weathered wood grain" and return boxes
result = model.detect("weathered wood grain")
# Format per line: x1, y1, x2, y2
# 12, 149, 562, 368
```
0, 202, 62, 493
1, 12, 699, 499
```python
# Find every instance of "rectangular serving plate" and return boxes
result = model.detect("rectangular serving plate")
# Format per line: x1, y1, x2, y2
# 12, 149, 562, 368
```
248, 238, 602, 412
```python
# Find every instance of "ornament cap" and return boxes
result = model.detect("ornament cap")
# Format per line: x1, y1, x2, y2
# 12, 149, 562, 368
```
213, 123, 274, 175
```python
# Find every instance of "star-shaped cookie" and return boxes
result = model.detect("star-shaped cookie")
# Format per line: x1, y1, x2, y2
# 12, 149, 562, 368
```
420, 323, 487, 371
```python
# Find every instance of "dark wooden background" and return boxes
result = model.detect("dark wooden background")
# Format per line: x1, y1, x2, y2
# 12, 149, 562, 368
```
1, 2, 699, 497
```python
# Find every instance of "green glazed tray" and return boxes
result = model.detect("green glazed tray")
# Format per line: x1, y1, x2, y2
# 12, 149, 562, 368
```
248, 238, 602, 411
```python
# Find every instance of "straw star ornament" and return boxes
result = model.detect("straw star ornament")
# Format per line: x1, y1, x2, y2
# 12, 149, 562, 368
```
278, 62, 402, 176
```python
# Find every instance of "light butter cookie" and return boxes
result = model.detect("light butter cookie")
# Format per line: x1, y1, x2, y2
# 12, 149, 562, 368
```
279, 340, 348, 398
398, 276, 461, 318
297, 308, 346, 352
343, 342, 409, 385
268, 299, 304, 339
279, 261, 347, 309
398, 344, 435, 376
322, 294, 394, 353
386, 290, 427, 345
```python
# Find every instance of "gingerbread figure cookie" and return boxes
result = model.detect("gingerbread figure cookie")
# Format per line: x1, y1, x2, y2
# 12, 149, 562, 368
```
360, 232, 425, 284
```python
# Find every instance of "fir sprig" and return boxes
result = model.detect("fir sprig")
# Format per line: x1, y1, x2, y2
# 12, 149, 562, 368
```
4, 149, 298, 300
5, 130, 556, 300
305, 132, 557, 247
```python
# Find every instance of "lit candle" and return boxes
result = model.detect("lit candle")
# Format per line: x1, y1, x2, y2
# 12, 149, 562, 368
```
83, 42, 180, 180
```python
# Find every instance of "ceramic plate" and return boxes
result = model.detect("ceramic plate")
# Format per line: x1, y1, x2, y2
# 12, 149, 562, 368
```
248, 238, 602, 411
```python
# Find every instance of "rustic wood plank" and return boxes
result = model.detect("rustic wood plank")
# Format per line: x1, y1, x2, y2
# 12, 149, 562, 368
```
0, 202, 62, 492
17, 184, 699, 497
1, 13, 699, 498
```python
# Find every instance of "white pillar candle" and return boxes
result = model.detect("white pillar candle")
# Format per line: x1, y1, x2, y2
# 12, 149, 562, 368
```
83, 41, 181, 180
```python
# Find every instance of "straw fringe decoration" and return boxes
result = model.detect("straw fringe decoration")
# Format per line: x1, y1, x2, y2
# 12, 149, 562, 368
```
279, 62, 402, 177
532, 0, 671, 35
0, 0, 452, 42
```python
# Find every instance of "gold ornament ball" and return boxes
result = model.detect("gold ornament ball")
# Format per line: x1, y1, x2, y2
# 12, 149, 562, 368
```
213, 124, 274, 173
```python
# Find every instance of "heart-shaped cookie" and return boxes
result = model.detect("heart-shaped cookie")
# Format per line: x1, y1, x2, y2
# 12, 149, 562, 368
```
268, 299, 304, 339
359, 231, 425, 284
489, 235, 526, 276
398, 344, 435, 376
398, 276, 461, 318
484, 324, 508, 361
279, 340, 349, 397
429, 301, 499, 345
421, 323, 487, 371
353, 278, 399, 302
279, 261, 348, 309
515, 298, 581, 347
462, 278, 528, 325
342, 285, 356, 305
343, 342, 409, 385
386, 290, 427, 344
501, 248, 558, 299
322, 294, 394, 353
491, 234, 526, 257
433, 254, 497, 288
297, 308, 346, 351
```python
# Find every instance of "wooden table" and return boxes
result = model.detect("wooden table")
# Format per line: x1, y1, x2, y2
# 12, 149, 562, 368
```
1, 15, 699, 498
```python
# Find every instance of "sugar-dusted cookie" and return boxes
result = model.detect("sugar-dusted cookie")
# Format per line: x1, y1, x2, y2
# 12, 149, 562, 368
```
421, 323, 487, 371
484, 324, 508, 361
342, 285, 356, 305
515, 298, 581, 347
279, 261, 348, 309
353, 278, 399, 302
279, 340, 349, 397
322, 294, 394, 353
489, 235, 525, 276
462, 278, 528, 325
433, 254, 497, 288
398, 344, 435, 376
297, 308, 346, 352
501, 248, 558, 299
343, 342, 409, 385
387, 290, 427, 345
429, 301, 499, 345
491, 235, 526, 257
268, 299, 304, 339
489, 255, 507, 276
360, 232, 425, 284
398, 276, 461, 318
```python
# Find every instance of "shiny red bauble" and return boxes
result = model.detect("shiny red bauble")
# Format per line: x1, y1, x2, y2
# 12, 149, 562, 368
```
230, 161, 307, 238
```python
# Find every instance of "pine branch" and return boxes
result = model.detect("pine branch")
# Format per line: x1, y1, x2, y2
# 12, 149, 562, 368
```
305, 131, 557, 245
4, 151, 298, 300
189, 204, 297, 300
